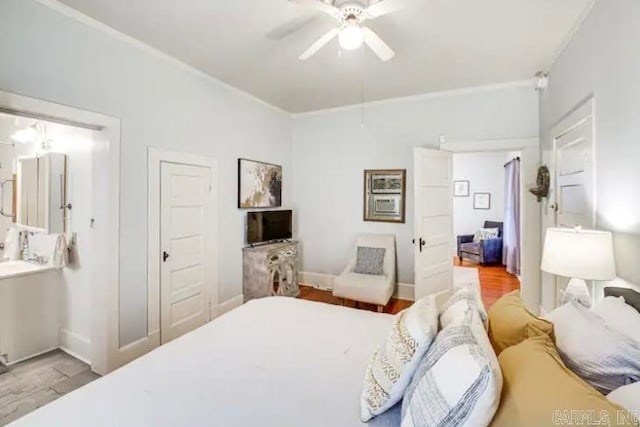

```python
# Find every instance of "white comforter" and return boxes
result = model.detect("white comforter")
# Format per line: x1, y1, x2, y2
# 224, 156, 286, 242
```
11, 297, 394, 427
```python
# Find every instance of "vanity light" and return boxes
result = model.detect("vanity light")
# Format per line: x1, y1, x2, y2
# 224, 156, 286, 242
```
10, 126, 39, 144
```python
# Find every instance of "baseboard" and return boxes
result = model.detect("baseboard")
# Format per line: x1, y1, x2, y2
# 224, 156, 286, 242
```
217, 294, 244, 317
299, 271, 335, 291
393, 283, 415, 301
5, 346, 59, 366
59, 329, 92, 365
300, 271, 415, 301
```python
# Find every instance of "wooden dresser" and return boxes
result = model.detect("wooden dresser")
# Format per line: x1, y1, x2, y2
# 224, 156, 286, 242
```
242, 241, 300, 302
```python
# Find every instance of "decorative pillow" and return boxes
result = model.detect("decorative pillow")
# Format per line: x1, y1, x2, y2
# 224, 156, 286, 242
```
439, 283, 488, 330
487, 290, 554, 355
473, 228, 499, 243
604, 287, 640, 314
354, 246, 386, 276
401, 308, 502, 427
361, 295, 438, 422
593, 296, 640, 342
608, 382, 640, 413
490, 331, 637, 427
545, 301, 640, 394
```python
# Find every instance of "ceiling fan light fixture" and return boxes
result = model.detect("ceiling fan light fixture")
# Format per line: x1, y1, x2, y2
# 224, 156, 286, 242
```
338, 25, 363, 50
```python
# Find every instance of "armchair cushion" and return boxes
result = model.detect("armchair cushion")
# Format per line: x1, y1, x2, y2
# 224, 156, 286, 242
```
473, 228, 500, 243
333, 273, 394, 306
354, 246, 386, 276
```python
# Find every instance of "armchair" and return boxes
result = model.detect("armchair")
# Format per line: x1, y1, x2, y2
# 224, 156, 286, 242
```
332, 234, 396, 313
457, 221, 504, 266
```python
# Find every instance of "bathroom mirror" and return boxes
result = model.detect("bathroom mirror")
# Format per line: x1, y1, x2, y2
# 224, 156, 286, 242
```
16, 153, 67, 233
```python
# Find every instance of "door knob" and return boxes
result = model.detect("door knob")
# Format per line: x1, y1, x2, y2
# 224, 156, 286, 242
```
418, 238, 425, 252
163, 251, 170, 262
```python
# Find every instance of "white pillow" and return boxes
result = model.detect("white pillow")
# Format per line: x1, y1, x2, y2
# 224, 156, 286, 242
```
401, 308, 502, 427
545, 302, 640, 394
440, 283, 488, 330
360, 295, 439, 422
608, 382, 640, 412
593, 296, 640, 343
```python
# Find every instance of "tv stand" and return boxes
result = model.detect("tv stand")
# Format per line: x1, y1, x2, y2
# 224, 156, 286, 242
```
242, 241, 299, 301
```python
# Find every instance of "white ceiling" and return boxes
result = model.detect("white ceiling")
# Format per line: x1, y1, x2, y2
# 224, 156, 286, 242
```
57, 0, 592, 113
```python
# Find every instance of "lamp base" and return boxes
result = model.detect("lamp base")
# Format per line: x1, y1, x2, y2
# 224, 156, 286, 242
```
560, 278, 592, 308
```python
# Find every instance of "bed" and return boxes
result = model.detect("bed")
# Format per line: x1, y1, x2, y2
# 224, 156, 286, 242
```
10, 297, 397, 427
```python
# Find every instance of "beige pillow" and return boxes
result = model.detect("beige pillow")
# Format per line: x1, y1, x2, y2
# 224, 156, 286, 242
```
490, 329, 637, 427
487, 290, 554, 355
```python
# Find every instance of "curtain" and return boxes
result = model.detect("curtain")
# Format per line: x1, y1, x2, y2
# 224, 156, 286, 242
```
503, 159, 521, 275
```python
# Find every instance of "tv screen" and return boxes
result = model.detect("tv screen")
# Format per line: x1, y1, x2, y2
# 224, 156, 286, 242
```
247, 210, 292, 245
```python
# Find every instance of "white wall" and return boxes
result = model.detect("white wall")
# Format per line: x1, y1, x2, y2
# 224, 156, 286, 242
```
0, 0, 292, 346
453, 151, 508, 239
539, 0, 640, 310
292, 84, 539, 288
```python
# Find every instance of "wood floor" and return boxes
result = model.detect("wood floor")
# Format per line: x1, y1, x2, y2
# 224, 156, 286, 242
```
0, 350, 100, 426
298, 261, 519, 314
454, 258, 521, 309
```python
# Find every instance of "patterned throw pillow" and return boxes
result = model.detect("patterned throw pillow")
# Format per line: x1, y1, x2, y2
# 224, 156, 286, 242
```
439, 283, 488, 330
361, 295, 439, 422
354, 246, 386, 276
472, 228, 499, 243
401, 308, 502, 427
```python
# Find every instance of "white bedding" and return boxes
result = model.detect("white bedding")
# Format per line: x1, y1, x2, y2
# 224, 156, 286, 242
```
11, 297, 394, 427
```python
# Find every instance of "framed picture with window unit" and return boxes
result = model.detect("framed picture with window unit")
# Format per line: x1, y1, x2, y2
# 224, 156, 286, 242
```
363, 169, 406, 223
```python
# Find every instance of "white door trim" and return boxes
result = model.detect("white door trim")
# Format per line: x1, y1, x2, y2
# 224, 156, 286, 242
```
0, 89, 121, 375
441, 137, 541, 313
147, 148, 219, 347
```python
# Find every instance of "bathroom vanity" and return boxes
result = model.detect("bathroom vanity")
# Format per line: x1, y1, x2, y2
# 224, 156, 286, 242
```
0, 261, 61, 365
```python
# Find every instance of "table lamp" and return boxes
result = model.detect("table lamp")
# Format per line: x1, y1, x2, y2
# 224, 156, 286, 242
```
541, 227, 616, 308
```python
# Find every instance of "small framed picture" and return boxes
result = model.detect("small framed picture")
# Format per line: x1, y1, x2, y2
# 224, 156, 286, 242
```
473, 193, 491, 210
453, 180, 470, 197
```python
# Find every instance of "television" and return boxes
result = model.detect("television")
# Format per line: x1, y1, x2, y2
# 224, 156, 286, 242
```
247, 210, 292, 245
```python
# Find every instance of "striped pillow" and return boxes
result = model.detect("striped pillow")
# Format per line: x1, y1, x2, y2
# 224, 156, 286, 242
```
361, 295, 439, 422
401, 308, 502, 427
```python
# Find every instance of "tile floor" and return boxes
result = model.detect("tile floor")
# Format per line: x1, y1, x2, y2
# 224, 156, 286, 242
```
0, 350, 100, 426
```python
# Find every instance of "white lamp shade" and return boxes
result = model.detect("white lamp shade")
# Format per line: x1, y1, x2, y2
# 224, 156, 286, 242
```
541, 228, 616, 281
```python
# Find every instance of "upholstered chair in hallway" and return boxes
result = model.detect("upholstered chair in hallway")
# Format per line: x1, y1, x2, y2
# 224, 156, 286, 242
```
457, 221, 504, 266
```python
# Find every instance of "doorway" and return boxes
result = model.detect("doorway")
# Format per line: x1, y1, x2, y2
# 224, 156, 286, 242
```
414, 138, 540, 312
148, 148, 219, 345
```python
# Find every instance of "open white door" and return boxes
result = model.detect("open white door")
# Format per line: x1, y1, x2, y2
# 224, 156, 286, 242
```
414, 148, 454, 299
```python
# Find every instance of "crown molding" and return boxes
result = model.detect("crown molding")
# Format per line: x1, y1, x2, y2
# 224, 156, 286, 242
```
32, 0, 290, 116
291, 79, 537, 119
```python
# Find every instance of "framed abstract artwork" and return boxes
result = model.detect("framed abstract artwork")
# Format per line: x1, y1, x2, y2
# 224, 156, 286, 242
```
363, 169, 406, 223
238, 159, 282, 208
473, 192, 491, 210
453, 180, 470, 197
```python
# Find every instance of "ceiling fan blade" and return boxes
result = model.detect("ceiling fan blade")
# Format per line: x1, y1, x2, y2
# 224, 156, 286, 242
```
362, 27, 395, 61
299, 28, 339, 60
267, 13, 319, 40
290, 0, 341, 18
365, 0, 409, 19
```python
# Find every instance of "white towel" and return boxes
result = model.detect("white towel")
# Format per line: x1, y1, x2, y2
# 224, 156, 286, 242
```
27, 232, 68, 268
3, 227, 22, 261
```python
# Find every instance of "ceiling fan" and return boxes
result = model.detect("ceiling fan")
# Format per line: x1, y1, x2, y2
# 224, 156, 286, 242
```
288, 0, 409, 62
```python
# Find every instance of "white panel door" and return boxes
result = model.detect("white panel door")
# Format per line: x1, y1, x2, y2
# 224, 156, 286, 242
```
160, 162, 212, 344
551, 99, 596, 304
414, 148, 453, 299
